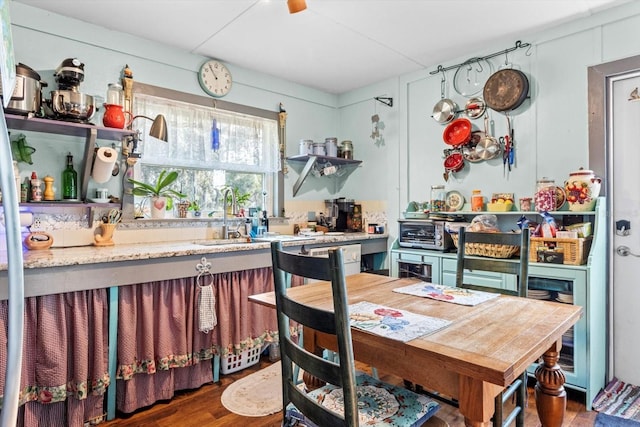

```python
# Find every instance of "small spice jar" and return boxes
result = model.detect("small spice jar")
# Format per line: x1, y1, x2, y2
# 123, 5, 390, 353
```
340, 140, 353, 159
471, 189, 484, 212
519, 197, 532, 212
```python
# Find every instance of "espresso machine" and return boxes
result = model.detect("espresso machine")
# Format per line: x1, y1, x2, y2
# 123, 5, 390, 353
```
324, 198, 355, 232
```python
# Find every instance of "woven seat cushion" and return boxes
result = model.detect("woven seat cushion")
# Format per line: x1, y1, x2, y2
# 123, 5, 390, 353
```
286, 372, 440, 426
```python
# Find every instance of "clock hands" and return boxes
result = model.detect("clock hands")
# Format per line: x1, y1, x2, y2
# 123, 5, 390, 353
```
208, 64, 219, 80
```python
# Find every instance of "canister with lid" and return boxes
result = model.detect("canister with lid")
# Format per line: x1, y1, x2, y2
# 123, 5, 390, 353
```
325, 137, 338, 157
299, 139, 313, 156
340, 140, 353, 159
106, 83, 124, 107
312, 141, 326, 156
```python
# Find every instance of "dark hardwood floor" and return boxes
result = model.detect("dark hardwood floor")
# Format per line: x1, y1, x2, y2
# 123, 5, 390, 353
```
101, 357, 597, 426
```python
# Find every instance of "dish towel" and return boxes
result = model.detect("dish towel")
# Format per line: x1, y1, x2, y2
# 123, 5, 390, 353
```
196, 259, 217, 333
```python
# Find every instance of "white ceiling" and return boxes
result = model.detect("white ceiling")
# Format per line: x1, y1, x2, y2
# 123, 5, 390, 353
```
14, 0, 629, 94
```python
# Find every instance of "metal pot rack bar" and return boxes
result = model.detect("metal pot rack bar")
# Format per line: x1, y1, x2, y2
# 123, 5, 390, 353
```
429, 40, 531, 75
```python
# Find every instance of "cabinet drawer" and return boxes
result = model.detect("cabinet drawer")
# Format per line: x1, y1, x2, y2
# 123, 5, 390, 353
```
442, 258, 457, 271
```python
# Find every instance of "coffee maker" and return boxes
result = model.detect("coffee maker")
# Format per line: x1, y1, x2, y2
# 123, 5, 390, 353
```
336, 198, 355, 231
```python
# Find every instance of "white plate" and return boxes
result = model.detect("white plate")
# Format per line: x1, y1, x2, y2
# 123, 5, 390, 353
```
446, 190, 465, 211
325, 232, 345, 236
89, 198, 111, 204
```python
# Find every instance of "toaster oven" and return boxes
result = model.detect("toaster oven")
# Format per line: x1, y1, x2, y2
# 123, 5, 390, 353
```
398, 219, 454, 251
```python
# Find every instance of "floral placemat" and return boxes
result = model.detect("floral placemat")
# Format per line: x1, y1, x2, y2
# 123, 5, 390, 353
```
348, 301, 451, 342
393, 282, 500, 306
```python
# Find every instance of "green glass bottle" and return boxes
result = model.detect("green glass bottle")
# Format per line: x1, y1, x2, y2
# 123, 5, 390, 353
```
62, 152, 78, 200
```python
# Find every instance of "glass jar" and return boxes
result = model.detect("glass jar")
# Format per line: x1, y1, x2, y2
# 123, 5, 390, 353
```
535, 178, 556, 212
340, 140, 353, 159
430, 185, 446, 212
106, 83, 124, 107
519, 197, 532, 212
471, 189, 484, 212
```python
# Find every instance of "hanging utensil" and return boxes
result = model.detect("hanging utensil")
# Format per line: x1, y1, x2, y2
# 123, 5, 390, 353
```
443, 118, 472, 146
483, 69, 529, 112
464, 97, 486, 119
111, 143, 120, 176
475, 115, 501, 161
506, 113, 514, 172
453, 58, 494, 97
462, 131, 483, 163
432, 70, 458, 124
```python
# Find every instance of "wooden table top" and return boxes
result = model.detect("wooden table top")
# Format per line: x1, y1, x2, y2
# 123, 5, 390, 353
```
249, 273, 583, 388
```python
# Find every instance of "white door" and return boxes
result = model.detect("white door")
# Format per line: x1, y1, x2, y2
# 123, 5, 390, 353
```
609, 71, 640, 385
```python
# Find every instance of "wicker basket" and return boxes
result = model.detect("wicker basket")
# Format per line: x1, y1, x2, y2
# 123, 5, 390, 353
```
529, 236, 593, 265
451, 234, 520, 259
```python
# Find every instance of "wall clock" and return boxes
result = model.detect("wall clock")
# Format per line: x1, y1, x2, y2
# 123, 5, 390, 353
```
198, 59, 232, 98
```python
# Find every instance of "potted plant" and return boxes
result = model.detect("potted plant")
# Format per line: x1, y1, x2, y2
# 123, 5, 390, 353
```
128, 170, 186, 219
188, 199, 202, 217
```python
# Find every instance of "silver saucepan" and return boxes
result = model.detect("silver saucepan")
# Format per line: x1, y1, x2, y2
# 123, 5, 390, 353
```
432, 71, 458, 124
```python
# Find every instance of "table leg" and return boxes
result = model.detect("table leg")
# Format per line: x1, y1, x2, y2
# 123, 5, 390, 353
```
458, 375, 499, 427
534, 347, 567, 427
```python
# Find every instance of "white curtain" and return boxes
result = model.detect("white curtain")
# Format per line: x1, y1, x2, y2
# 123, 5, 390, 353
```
133, 94, 280, 173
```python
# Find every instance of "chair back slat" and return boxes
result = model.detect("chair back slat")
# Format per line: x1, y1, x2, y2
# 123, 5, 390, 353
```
455, 227, 530, 298
271, 241, 359, 427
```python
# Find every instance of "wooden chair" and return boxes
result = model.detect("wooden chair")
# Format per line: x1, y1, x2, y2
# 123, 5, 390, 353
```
455, 227, 530, 427
270, 241, 443, 427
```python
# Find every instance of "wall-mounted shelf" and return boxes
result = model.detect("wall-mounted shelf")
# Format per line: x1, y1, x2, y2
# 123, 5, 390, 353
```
6, 114, 135, 203
286, 155, 362, 197
16, 201, 120, 228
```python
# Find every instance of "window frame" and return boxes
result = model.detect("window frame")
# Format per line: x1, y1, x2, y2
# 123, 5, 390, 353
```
129, 81, 284, 218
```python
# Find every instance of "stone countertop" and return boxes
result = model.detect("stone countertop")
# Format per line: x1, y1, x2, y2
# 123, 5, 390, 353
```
2, 233, 388, 270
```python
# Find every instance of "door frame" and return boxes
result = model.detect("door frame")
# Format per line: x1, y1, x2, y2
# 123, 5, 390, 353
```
588, 54, 640, 379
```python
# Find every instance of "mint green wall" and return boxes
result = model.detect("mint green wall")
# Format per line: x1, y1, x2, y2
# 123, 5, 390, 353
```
9, 2, 340, 202
9, 2, 640, 228
337, 1, 640, 236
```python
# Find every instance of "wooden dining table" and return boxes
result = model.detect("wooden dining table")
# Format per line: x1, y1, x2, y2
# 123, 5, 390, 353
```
249, 273, 583, 427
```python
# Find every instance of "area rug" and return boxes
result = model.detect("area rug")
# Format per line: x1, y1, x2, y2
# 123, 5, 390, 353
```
593, 377, 640, 426
221, 361, 283, 417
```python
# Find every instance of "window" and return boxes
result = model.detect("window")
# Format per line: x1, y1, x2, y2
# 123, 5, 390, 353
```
130, 84, 281, 217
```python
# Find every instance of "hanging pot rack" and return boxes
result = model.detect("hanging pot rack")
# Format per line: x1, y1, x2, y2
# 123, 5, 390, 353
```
429, 40, 531, 76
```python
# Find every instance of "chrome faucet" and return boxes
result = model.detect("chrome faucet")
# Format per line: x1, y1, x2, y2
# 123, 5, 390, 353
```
222, 188, 237, 239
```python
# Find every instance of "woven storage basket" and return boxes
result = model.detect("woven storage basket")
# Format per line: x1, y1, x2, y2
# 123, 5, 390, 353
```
451, 233, 520, 259
529, 236, 592, 265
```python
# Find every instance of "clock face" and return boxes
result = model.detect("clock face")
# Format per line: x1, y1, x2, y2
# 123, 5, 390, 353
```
198, 60, 232, 98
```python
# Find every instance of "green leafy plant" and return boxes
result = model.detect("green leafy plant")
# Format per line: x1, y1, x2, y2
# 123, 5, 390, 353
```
188, 199, 201, 212
128, 170, 187, 199
222, 186, 252, 207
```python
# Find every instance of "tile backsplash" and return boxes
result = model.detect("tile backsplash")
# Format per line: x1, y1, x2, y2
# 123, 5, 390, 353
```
1, 200, 387, 248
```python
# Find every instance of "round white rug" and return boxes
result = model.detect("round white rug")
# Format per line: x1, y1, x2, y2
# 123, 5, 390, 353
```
221, 361, 283, 417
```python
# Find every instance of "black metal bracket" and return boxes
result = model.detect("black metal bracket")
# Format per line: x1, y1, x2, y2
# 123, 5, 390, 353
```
429, 40, 531, 75
374, 96, 393, 107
